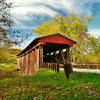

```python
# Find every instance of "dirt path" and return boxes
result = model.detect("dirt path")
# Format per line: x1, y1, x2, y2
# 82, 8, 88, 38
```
73, 68, 100, 74
60, 68, 100, 74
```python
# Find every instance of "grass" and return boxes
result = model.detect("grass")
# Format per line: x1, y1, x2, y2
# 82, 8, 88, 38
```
0, 66, 100, 100
0, 48, 99, 99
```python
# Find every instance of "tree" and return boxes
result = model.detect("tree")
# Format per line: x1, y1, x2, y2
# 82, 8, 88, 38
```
86, 36, 100, 63
0, 0, 31, 48
0, 0, 13, 47
88, 36, 100, 54
34, 14, 87, 40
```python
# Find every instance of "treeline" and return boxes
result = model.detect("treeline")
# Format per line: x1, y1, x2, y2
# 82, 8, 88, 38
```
71, 36, 100, 63
0, 48, 20, 64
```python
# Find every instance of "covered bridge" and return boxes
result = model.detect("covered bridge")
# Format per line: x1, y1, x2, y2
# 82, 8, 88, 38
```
17, 34, 76, 75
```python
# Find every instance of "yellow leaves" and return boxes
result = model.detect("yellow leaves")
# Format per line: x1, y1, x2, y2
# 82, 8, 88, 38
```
0, 48, 19, 64
34, 19, 63, 36
70, 34, 79, 42
86, 16, 92, 23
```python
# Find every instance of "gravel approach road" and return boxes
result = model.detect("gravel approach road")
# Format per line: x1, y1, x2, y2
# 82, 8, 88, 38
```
60, 68, 100, 74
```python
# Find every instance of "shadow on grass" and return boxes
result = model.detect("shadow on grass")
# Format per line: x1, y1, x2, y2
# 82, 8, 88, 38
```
0, 70, 19, 80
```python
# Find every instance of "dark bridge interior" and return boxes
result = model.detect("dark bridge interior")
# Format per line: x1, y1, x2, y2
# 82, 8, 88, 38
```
43, 43, 69, 63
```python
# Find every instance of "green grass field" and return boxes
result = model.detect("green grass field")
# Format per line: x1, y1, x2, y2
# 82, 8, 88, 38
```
0, 64, 100, 100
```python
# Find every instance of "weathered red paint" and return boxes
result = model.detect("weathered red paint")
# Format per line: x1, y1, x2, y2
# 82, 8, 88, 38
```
39, 34, 75, 46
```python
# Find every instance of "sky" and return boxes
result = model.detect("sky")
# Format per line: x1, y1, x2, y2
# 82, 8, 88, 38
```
7, 0, 100, 48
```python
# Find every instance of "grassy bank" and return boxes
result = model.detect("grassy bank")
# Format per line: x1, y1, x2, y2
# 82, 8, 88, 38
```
0, 68, 100, 100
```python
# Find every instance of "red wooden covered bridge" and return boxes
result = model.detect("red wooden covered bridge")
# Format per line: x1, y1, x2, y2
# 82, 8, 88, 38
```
17, 34, 76, 75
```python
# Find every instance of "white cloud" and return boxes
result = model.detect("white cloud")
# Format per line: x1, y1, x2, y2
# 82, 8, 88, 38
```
8, 0, 100, 21
88, 29, 100, 37
12, 6, 57, 19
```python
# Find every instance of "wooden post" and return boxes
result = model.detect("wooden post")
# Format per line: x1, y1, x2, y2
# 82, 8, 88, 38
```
29, 51, 32, 74
23, 54, 26, 74
49, 63, 50, 69
21, 56, 24, 73
55, 63, 57, 72
53, 63, 55, 71
16, 57, 21, 71
64, 47, 73, 79
25, 53, 29, 74
20, 57, 22, 71
39, 45, 43, 68
66, 47, 71, 63
30, 50, 35, 74
27, 52, 30, 75
57, 64, 59, 73
54, 64, 56, 71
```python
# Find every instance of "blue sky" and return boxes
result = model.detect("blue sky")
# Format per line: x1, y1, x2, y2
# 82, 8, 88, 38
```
7, 0, 100, 48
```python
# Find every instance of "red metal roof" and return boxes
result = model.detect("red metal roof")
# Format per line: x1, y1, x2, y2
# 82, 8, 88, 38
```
17, 33, 76, 56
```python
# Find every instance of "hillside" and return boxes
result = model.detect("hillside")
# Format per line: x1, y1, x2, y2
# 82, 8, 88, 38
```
0, 48, 21, 72
0, 48, 20, 64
